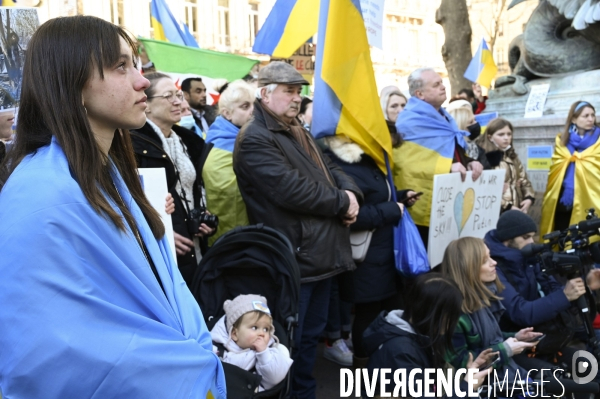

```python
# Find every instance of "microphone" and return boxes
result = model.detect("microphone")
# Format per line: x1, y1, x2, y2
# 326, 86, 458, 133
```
577, 218, 600, 234
521, 243, 546, 258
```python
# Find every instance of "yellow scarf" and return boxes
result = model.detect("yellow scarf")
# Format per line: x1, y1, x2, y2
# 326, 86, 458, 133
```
540, 134, 600, 239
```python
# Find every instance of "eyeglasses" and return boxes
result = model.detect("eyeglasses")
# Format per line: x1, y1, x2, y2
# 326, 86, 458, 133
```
148, 91, 184, 103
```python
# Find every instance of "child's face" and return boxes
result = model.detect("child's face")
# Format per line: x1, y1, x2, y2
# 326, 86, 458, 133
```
231, 313, 272, 351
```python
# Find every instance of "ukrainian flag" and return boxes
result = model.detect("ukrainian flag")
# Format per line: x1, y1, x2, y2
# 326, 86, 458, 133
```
464, 38, 497, 88
252, 0, 319, 58
151, 0, 199, 48
311, 0, 392, 173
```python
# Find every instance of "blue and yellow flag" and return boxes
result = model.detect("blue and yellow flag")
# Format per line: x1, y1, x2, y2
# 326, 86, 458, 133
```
311, 0, 391, 173
252, 0, 319, 58
464, 38, 497, 88
151, 0, 199, 48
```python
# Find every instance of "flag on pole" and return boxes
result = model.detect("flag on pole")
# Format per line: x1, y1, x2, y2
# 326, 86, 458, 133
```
311, 0, 392, 173
252, 0, 319, 58
151, 0, 199, 48
464, 38, 497, 88
139, 38, 258, 81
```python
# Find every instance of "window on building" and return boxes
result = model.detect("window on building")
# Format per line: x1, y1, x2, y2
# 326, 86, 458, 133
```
218, 0, 231, 47
110, 0, 124, 27
248, 2, 259, 47
185, 0, 199, 38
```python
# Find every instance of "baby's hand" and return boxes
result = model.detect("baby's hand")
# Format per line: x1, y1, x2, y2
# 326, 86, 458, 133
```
253, 337, 269, 353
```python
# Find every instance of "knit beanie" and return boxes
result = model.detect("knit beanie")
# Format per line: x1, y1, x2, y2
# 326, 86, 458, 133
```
223, 294, 271, 333
495, 210, 537, 241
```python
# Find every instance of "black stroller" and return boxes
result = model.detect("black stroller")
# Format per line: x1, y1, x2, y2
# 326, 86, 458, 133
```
191, 224, 301, 399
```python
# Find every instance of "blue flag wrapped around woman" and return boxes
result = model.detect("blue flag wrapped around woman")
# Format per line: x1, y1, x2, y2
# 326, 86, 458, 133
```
0, 139, 226, 398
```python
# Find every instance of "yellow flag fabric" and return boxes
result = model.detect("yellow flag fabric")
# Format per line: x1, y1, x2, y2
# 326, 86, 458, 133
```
312, 0, 392, 173
540, 134, 600, 239
393, 142, 453, 226
203, 147, 249, 246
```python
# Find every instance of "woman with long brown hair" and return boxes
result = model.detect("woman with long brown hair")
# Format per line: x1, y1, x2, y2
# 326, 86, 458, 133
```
476, 117, 535, 213
0, 16, 224, 398
541, 100, 600, 235
442, 237, 539, 380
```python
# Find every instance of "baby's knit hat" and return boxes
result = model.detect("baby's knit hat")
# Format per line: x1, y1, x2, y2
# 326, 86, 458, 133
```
223, 294, 271, 333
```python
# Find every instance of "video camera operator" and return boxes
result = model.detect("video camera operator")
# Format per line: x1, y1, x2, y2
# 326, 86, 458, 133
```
485, 211, 600, 380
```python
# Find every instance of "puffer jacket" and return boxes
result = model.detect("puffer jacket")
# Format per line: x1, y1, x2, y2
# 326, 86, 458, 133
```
325, 138, 403, 303
480, 145, 535, 211
233, 100, 363, 282
130, 122, 209, 285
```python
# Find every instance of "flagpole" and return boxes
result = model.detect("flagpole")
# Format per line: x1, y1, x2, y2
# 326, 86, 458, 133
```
476, 38, 484, 84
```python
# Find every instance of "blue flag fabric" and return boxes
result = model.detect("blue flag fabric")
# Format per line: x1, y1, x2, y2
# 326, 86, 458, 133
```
0, 138, 225, 398
396, 96, 468, 157
151, 0, 199, 48
206, 115, 239, 153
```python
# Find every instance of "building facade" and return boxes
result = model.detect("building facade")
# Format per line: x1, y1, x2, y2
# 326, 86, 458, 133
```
30, 0, 535, 94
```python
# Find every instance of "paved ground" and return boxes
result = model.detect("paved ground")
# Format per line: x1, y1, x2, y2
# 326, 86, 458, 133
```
314, 342, 350, 399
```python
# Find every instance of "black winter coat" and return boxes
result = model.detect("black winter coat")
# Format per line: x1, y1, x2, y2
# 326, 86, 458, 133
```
130, 122, 209, 285
233, 101, 363, 282
326, 145, 403, 303
363, 311, 470, 398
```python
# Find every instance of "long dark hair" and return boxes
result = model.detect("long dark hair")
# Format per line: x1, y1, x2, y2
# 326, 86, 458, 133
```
0, 16, 164, 238
402, 273, 464, 369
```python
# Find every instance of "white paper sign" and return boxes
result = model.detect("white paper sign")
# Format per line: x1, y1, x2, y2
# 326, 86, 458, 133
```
138, 168, 177, 263
359, 0, 385, 49
524, 83, 550, 118
428, 170, 505, 267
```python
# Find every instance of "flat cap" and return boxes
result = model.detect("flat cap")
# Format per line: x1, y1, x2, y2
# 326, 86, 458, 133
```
258, 61, 310, 87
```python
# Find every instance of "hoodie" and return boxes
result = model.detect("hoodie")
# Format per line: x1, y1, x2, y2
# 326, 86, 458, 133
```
210, 315, 293, 391
363, 310, 470, 399
484, 229, 570, 331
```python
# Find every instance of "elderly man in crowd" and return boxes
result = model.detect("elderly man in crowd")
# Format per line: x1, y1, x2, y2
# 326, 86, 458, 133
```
233, 61, 362, 399
394, 67, 483, 248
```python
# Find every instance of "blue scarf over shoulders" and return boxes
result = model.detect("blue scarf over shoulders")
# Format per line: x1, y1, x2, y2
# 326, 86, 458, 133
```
0, 138, 225, 398
560, 125, 600, 207
395, 97, 468, 158
206, 115, 240, 153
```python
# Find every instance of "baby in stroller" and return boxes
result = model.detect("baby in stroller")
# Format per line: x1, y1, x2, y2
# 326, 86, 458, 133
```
210, 294, 293, 392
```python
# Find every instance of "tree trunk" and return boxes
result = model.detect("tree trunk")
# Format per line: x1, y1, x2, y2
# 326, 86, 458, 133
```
436, 0, 473, 96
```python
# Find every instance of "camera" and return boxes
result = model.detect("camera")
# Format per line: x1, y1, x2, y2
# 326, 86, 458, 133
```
522, 208, 600, 278
188, 207, 219, 234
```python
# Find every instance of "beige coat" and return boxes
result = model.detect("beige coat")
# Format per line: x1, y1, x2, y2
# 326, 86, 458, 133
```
475, 136, 535, 211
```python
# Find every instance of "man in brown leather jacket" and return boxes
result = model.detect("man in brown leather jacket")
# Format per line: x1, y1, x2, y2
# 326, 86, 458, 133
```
234, 61, 363, 399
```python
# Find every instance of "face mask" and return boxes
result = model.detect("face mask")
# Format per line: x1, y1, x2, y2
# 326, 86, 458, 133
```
467, 122, 481, 141
179, 115, 196, 130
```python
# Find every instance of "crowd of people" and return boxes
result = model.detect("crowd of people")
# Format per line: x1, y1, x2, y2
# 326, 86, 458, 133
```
3, 14, 600, 399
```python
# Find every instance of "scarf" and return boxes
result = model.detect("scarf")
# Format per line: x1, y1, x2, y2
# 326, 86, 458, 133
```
469, 284, 526, 381
259, 100, 334, 186
560, 125, 600, 207
147, 119, 197, 210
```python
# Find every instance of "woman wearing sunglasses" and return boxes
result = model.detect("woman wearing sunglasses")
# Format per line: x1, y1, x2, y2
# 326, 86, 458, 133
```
131, 72, 215, 287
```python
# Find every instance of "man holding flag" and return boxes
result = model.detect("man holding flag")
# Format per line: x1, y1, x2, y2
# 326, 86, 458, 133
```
233, 61, 362, 399
395, 67, 484, 248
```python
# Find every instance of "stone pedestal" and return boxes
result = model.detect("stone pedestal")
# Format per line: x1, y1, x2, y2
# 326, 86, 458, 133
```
484, 70, 600, 229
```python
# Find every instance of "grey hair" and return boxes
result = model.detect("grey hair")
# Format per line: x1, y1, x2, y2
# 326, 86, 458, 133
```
408, 67, 436, 97
256, 83, 278, 99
